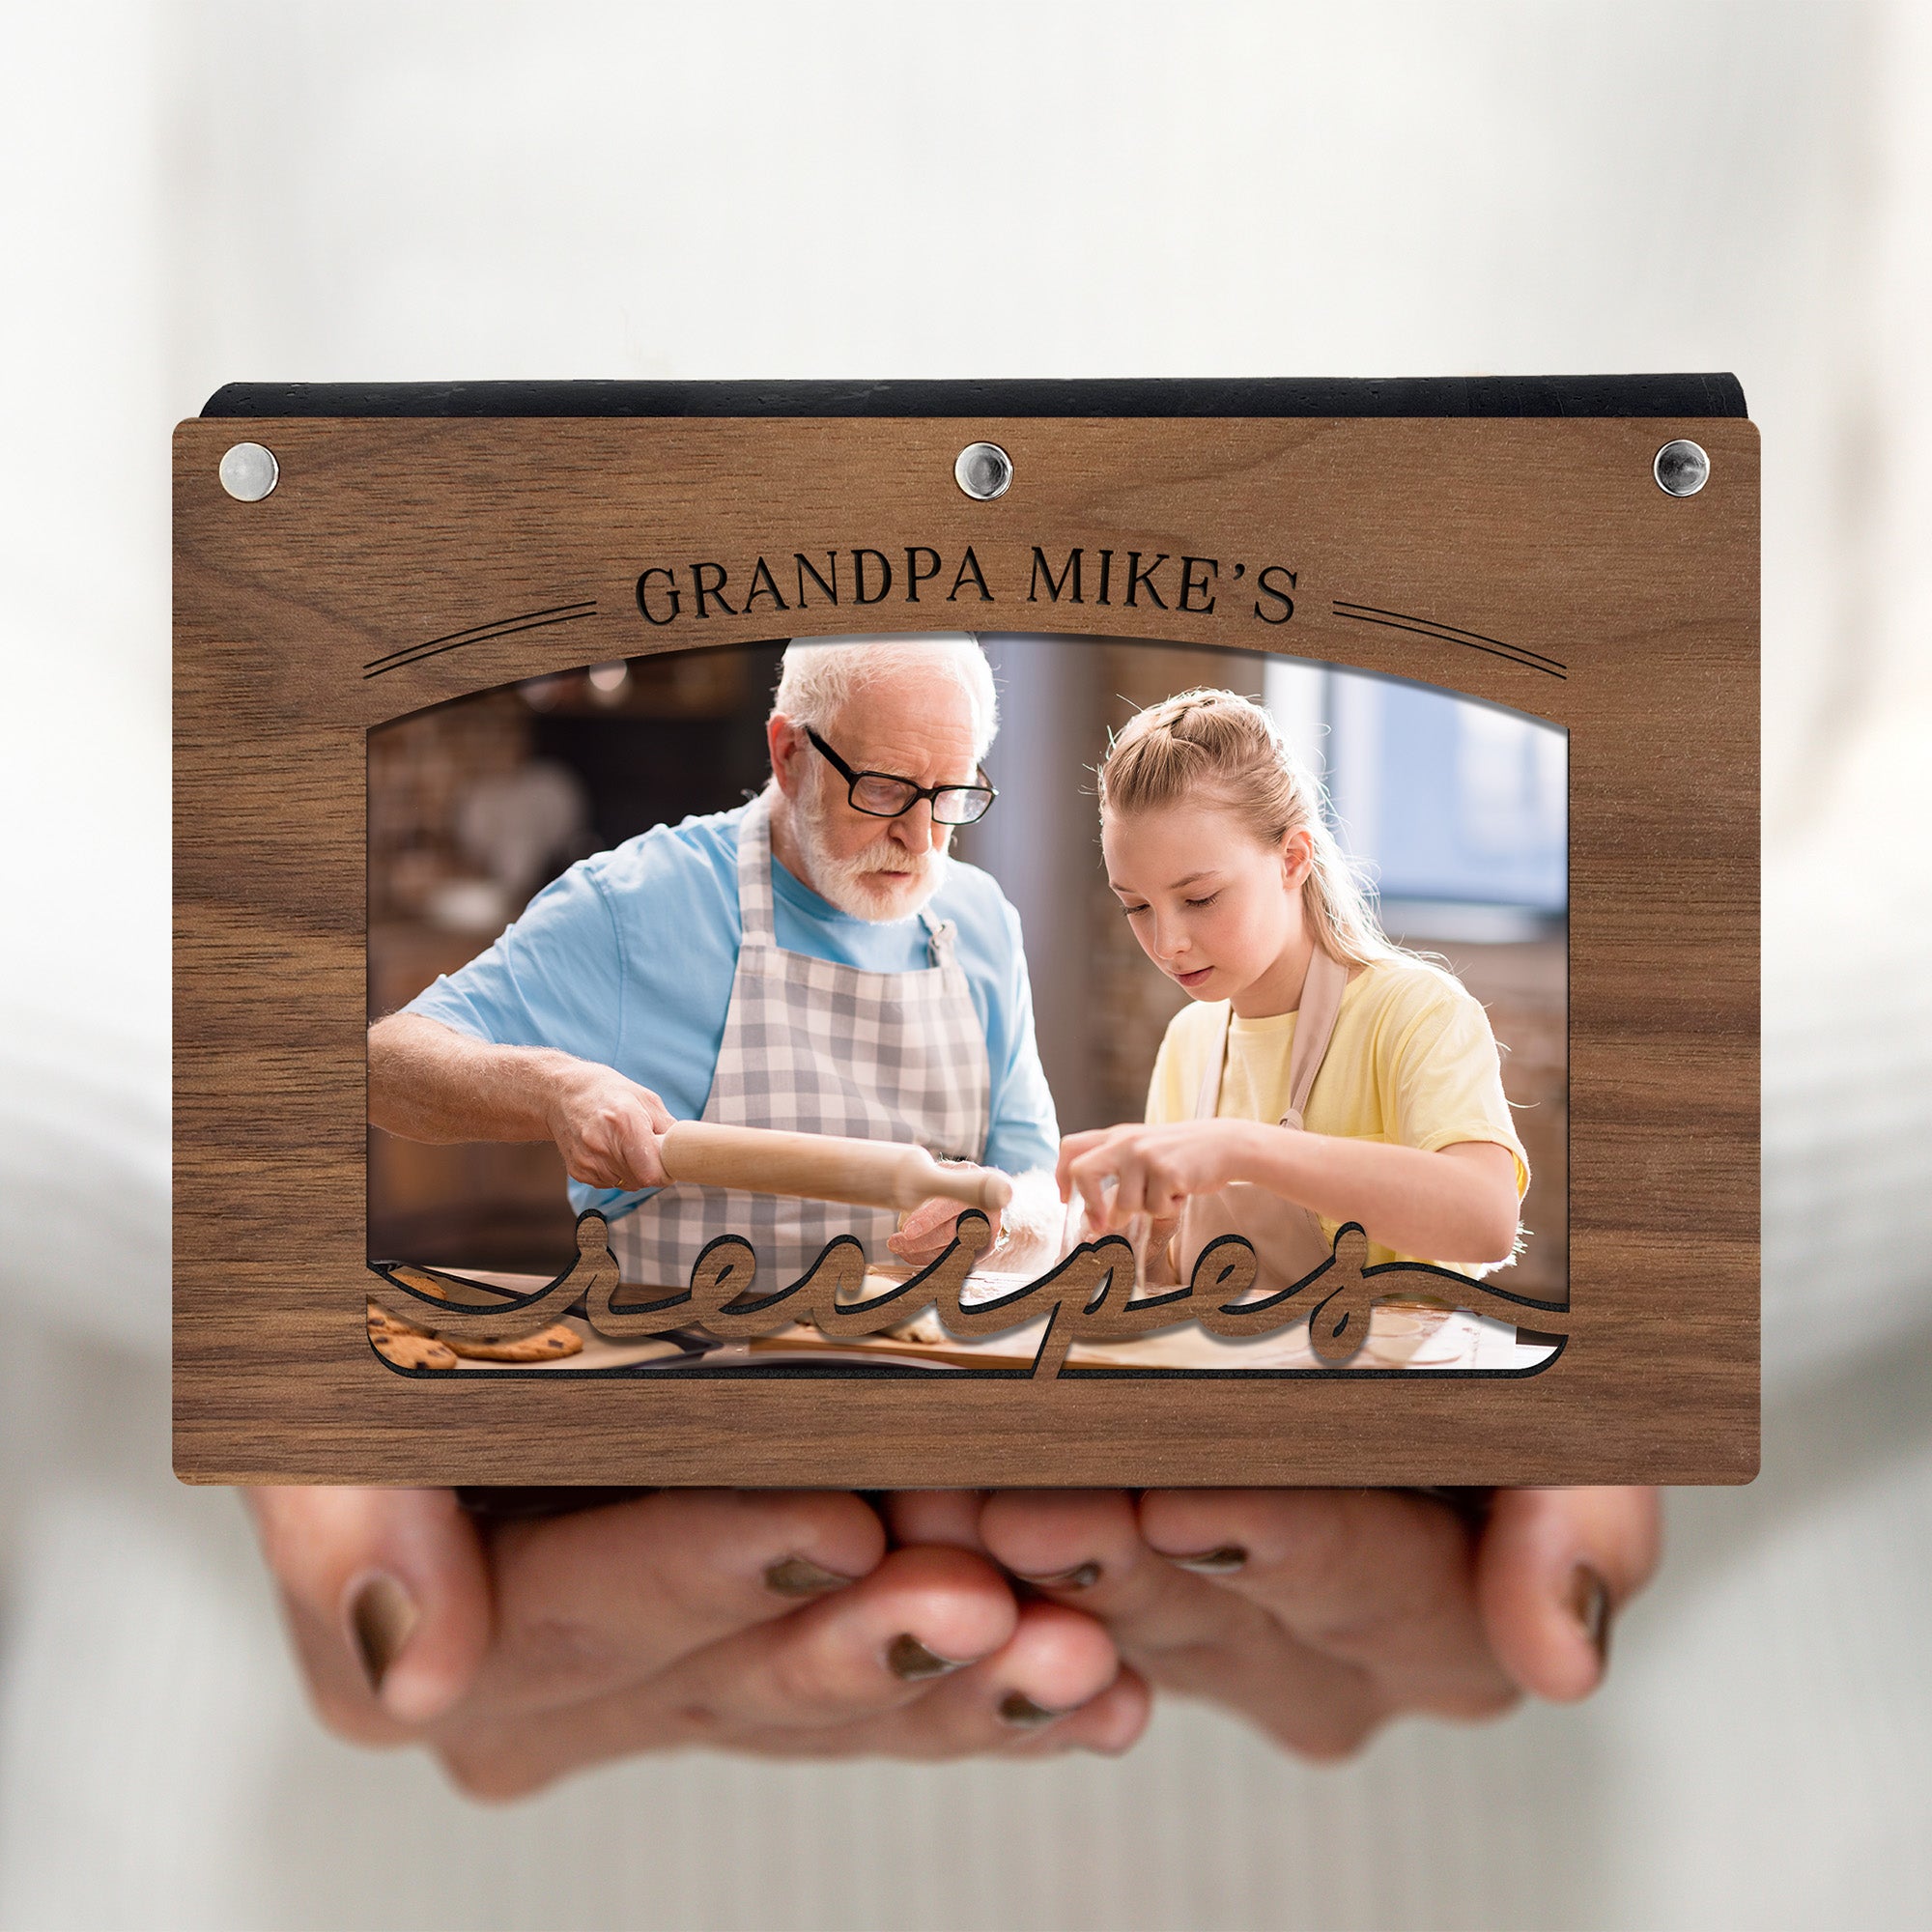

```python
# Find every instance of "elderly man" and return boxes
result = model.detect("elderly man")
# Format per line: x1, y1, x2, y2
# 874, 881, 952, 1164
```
370, 631, 1061, 1282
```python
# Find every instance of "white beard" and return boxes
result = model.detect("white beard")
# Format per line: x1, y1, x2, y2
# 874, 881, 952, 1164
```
787, 788, 946, 923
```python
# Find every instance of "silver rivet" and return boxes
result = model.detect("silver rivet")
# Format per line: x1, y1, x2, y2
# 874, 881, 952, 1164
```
953, 441, 1012, 500
1653, 439, 1710, 497
218, 441, 279, 502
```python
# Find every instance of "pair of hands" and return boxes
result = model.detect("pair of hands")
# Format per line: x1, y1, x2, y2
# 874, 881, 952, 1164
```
554, 1064, 1232, 1243
547, 1061, 1000, 1267
248, 1484, 1657, 1797
1056, 1117, 1521, 1271
1059, 1119, 1266, 1231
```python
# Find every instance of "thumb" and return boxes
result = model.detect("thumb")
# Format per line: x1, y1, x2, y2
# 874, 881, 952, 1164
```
1475, 1487, 1662, 1702
615, 1106, 670, 1188
634, 1084, 675, 1133
245, 1487, 493, 1736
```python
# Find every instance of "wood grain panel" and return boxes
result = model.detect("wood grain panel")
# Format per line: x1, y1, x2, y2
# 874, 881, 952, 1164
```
174, 412, 1758, 1486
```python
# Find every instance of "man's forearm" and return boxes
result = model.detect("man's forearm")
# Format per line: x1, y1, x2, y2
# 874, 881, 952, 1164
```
368, 1012, 573, 1145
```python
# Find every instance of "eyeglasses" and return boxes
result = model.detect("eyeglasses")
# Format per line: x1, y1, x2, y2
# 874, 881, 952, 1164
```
805, 727, 998, 826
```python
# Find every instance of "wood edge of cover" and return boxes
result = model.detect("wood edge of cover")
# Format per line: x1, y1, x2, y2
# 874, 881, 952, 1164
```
199, 373, 1748, 420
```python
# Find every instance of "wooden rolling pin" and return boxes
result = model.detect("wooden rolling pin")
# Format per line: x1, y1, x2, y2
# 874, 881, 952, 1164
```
659, 1121, 1012, 1214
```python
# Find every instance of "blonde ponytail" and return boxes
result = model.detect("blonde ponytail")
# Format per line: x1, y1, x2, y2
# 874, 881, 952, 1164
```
1097, 687, 1403, 968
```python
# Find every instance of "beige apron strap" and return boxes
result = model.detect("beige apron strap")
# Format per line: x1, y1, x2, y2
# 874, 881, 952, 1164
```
1193, 1005, 1232, 1121
1190, 949, 1348, 1127
1282, 946, 1349, 1128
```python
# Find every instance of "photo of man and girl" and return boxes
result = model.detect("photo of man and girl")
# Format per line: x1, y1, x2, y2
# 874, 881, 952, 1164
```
365, 631, 1567, 1374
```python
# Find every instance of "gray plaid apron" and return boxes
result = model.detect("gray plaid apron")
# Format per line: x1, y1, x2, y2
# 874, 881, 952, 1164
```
613, 791, 992, 1290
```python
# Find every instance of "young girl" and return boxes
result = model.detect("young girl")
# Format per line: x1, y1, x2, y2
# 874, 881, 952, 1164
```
1058, 688, 1529, 1295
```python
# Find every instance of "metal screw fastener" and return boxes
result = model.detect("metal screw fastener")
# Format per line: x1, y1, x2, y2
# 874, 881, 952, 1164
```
1653, 439, 1710, 497
218, 441, 279, 502
954, 441, 1012, 500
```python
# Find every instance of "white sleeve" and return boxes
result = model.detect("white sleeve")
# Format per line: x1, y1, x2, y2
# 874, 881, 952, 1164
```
1763, 704, 1932, 1387
0, 1006, 171, 1360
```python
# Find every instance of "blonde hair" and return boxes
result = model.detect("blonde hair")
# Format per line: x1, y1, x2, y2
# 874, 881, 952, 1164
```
1098, 687, 1402, 968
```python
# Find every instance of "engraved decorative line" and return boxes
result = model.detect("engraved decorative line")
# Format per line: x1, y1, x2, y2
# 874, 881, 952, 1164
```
363, 601, 598, 679
1331, 601, 1566, 679
363, 599, 595, 672
1332, 600, 1567, 672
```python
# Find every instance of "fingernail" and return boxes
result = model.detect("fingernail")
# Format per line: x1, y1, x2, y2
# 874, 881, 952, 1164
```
887, 1634, 970, 1682
764, 1555, 861, 1598
1570, 1563, 1612, 1666
1016, 1561, 1101, 1591
999, 1690, 1071, 1729
349, 1573, 418, 1696
1169, 1546, 1247, 1576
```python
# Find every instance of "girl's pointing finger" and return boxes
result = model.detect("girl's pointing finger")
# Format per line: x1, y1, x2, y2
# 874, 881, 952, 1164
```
1055, 1129, 1109, 1202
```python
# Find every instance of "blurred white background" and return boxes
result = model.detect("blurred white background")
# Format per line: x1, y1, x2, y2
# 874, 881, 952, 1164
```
3, 2, 1929, 1926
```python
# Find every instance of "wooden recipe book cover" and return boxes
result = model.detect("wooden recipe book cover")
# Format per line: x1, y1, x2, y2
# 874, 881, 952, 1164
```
173, 377, 1758, 1488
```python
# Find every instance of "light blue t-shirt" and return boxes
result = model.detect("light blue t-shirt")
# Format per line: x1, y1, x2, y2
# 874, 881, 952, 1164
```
405, 802, 1060, 1220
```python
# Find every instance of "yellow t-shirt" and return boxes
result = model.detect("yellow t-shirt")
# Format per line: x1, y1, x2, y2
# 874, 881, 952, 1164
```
1144, 954, 1531, 1278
